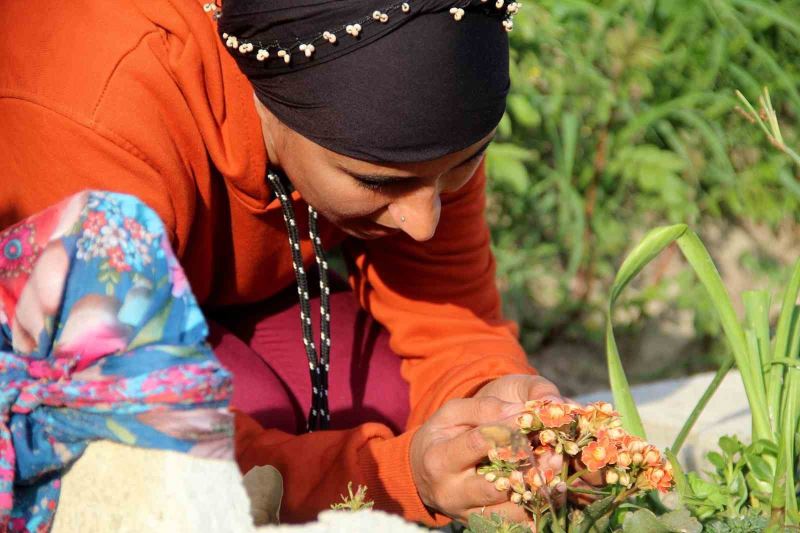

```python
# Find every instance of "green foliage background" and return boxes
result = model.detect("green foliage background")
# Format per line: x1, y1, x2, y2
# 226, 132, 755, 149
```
488, 0, 800, 368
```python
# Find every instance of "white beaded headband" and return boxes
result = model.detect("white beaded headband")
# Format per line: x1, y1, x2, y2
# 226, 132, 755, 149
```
203, 0, 521, 66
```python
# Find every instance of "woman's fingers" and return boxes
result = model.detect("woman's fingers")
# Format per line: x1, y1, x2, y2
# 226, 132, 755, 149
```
458, 470, 511, 508
436, 396, 525, 428
442, 426, 498, 468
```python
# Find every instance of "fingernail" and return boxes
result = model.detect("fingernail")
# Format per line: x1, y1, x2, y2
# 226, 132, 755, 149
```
502, 402, 526, 417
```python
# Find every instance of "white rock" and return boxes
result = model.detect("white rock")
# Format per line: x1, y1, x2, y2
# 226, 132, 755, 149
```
52, 440, 255, 533
255, 510, 429, 532
577, 370, 751, 471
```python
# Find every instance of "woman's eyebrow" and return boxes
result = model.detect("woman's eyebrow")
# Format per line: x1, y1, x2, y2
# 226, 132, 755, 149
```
343, 135, 496, 184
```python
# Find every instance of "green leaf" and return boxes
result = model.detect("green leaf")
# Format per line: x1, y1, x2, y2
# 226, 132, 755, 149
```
719, 436, 743, 457
507, 94, 542, 129
707, 451, 727, 472
745, 453, 774, 482
607, 224, 688, 438
770, 259, 800, 431
467, 513, 498, 533
574, 495, 616, 533
676, 231, 772, 441
622, 508, 702, 533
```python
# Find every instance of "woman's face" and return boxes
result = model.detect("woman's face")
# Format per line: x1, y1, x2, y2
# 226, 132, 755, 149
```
256, 99, 494, 242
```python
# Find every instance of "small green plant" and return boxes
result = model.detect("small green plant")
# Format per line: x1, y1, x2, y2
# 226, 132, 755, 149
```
736, 87, 800, 168
330, 482, 374, 512
605, 223, 800, 530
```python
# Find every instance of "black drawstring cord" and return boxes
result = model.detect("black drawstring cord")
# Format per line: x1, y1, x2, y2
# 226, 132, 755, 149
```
267, 170, 331, 432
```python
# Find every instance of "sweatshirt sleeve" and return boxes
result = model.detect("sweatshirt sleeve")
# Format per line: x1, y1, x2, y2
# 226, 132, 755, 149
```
235, 411, 450, 527
346, 161, 537, 429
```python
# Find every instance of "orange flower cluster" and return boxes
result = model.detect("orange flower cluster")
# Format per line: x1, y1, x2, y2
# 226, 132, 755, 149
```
476, 400, 674, 522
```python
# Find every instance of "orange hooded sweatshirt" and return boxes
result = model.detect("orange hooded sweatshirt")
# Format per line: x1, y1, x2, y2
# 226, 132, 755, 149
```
0, 0, 535, 525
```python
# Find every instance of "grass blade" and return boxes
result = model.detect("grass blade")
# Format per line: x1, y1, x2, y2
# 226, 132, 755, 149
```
607, 225, 689, 437
743, 291, 771, 370
770, 260, 800, 430
676, 230, 773, 441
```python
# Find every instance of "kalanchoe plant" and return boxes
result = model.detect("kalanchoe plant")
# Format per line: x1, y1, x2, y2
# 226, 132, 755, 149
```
473, 399, 675, 531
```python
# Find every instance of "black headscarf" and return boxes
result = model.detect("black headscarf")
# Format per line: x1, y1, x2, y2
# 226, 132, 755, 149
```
217, 0, 513, 163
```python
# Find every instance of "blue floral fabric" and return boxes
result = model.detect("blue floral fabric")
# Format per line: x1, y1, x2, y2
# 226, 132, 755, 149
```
0, 191, 233, 532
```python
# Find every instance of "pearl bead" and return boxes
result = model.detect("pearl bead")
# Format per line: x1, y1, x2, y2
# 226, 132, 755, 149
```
379, 13, 389, 22
256, 49, 269, 61
401, 3, 410, 12
372, 10, 381, 20
496, 0, 504, 7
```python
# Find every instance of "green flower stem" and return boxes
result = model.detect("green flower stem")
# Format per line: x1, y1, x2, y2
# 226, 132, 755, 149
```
671, 356, 735, 454
565, 469, 589, 486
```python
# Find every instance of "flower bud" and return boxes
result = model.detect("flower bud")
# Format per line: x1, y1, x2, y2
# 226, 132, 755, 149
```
539, 429, 557, 445
510, 492, 522, 504
632, 452, 644, 465
518, 413, 534, 428
484, 472, 497, 483
607, 427, 625, 441
617, 451, 632, 468
509, 470, 525, 492
563, 441, 580, 455
605, 469, 620, 484
522, 491, 533, 502
628, 439, 646, 453
494, 477, 511, 491
599, 402, 614, 414
619, 471, 631, 487
644, 448, 661, 466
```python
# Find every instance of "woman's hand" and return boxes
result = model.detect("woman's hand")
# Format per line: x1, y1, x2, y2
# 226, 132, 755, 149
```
409, 397, 531, 524
473, 374, 562, 405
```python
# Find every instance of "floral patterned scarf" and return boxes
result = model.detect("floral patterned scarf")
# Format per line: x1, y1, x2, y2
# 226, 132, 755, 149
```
0, 191, 233, 532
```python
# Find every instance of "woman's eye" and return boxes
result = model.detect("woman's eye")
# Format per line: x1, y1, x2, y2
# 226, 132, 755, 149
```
356, 179, 385, 192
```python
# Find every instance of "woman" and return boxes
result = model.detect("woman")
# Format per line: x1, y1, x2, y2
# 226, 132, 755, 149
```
0, 0, 562, 526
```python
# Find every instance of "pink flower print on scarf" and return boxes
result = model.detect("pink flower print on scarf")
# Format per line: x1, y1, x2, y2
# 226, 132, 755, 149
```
0, 225, 38, 280
0, 190, 232, 532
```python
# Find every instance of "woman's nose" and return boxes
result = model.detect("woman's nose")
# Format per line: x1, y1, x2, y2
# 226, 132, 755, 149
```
388, 185, 442, 242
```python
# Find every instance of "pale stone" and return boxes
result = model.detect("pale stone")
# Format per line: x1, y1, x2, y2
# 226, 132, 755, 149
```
255, 510, 429, 532
577, 370, 751, 471
52, 440, 255, 533
50, 441, 428, 532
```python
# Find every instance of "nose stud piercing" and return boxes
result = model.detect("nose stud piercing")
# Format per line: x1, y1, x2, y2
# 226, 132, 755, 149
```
400, 215, 406, 223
